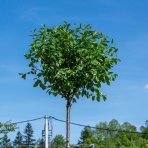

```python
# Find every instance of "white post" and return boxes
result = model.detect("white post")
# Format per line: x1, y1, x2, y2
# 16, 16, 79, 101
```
44, 115, 49, 148
90, 144, 95, 148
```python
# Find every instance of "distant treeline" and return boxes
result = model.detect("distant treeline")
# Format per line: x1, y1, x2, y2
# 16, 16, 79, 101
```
76, 119, 148, 148
0, 119, 148, 148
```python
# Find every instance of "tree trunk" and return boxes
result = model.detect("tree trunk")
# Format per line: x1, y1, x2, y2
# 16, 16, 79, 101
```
66, 99, 71, 148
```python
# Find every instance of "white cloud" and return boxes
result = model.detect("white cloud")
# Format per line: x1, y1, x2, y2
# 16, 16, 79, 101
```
144, 84, 148, 89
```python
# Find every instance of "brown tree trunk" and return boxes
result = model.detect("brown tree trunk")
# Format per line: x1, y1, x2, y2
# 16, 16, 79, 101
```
66, 99, 71, 148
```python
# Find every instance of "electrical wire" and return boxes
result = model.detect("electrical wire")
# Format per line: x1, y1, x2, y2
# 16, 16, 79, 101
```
50, 116, 148, 135
1, 115, 148, 135
11, 116, 44, 125
0, 116, 44, 132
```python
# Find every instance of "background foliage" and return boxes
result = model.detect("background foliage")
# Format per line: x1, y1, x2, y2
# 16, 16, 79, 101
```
0, 120, 148, 147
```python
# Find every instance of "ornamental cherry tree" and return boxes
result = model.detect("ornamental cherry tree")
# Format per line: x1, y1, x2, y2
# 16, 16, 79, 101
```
20, 22, 119, 148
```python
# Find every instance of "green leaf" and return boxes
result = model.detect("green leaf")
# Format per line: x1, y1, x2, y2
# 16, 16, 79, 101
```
33, 80, 41, 87
40, 82, 46, 90
102, 95, 107, 101
72, 98, 77, 103
96, 97, 100, 102
92, 96, 95, 101
21, 74, 26, 80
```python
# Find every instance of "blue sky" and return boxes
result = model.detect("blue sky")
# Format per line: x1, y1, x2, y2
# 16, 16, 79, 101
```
0, 0, 148, 144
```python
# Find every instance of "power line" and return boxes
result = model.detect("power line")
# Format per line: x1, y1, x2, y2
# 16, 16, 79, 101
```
1, 115, 148, 135
0, 116, 44, 132
50, 116, 148, 135
11, 116, 44, 125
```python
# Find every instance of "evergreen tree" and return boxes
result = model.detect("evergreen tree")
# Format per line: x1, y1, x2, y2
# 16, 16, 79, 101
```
51, 134, 66, 148
23, 123, 35, 148
13, 131, 23, 148
36, 138, 44, 148
1, 134, 12, 148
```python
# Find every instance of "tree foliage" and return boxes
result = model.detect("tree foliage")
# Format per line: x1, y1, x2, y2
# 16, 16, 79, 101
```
0, 121, 16, 147
141, 120, 148, 140
21, 22, 119, 102
0, 121, 16, 135
13, 131, 23, 147
78, 119, 148, 148
51, 134, 66, 148
23, 123, 35, 147
36, 138, 44, 148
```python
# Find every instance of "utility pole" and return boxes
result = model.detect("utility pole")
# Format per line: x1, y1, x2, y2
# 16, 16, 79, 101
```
44, 115, 49, 148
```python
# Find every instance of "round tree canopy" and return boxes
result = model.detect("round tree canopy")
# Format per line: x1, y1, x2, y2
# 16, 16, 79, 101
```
21, 22, 119, 103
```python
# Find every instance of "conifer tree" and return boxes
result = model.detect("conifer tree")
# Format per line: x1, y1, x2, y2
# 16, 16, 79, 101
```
51, 135, 66, 148
1, 134, 12, 148
36, 138, 44, 148
13, 131, 23, 147
23, 123, 35, 148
